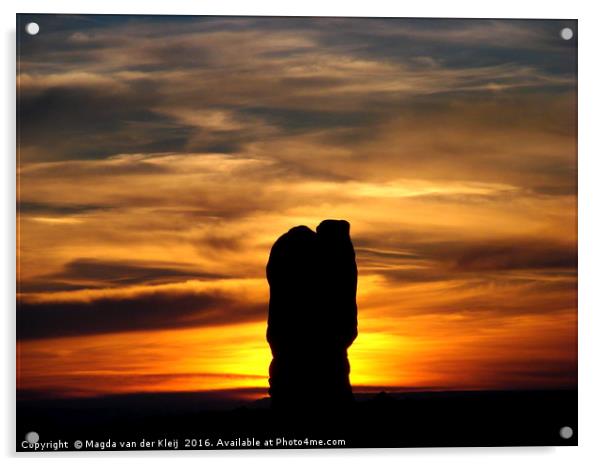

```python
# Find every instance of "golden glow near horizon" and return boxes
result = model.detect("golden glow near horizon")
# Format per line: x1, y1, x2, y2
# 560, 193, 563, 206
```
17, 17, 577, 398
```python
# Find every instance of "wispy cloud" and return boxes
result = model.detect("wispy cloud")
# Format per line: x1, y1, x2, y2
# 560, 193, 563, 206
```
16, 16, 577, 396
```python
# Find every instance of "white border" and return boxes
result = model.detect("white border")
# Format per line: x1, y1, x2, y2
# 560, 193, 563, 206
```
3, 1, 601, 465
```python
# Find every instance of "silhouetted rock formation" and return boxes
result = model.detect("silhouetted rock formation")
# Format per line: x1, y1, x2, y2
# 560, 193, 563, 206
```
266, 220, 358, 412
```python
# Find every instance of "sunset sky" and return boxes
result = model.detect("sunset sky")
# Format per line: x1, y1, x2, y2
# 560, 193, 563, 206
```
17, 15, 577, 399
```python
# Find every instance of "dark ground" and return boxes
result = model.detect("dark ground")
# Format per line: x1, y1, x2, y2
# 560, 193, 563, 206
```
16, 389, 577, 451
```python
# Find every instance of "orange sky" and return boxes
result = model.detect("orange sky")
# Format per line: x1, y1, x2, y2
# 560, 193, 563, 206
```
17, 16, 577, 399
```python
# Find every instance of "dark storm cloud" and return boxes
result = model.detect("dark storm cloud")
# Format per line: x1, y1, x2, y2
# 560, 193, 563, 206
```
237, 106, 379, 134
19, 155, 170, 180
54, 258, 225, 285
18, 281, 104, 293
18, 83, 196, 161
18, 201, 110, 215
356, 236, 577, 284
17, 289, 265, 340
17, 15, 576, 169
19, 16, 576, 85
199, 234, 245, 252
446, 241, 577, 272
305, 18, 577, 73
18, 258, 229, 293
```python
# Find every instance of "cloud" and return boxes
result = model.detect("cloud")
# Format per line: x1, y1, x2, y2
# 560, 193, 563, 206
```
356, 235, 576, 278
17, 16, 576, 171
17, 258, 228, 293
354, 234, 577, 320
17, 288, 265, 340
18, 201, 110, 216
18, 83, 197, 161
56, 258, 224, 283
447, 241, 577, 272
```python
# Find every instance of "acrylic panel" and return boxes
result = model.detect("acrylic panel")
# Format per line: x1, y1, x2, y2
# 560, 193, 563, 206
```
16, 14, 577, 451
